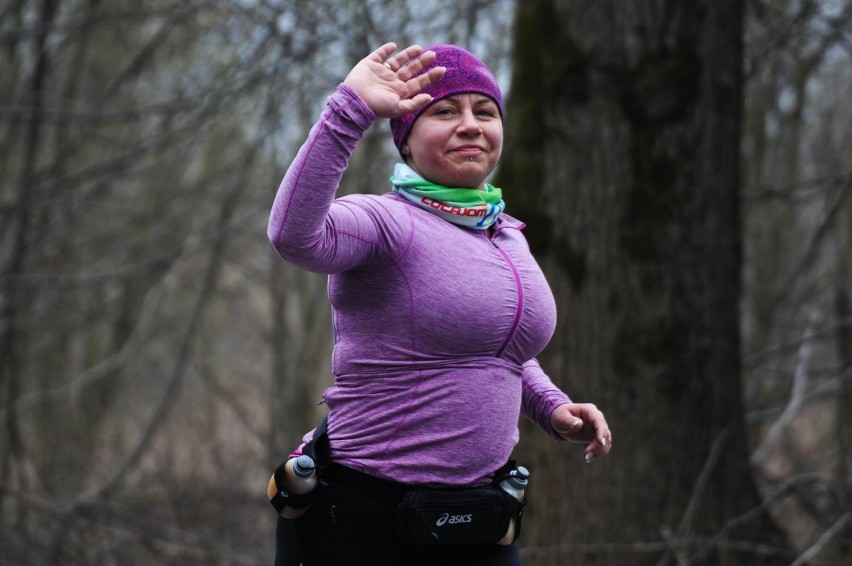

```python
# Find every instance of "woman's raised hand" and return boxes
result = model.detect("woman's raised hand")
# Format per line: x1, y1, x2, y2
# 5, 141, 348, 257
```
343, 43, 445, 118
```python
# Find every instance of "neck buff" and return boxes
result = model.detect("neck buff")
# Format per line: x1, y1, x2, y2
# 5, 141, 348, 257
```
390, 163, 505, 230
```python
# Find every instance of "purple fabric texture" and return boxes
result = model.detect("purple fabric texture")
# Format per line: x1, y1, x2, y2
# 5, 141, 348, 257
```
390, 44, 504, 154
269, 84, 570, 487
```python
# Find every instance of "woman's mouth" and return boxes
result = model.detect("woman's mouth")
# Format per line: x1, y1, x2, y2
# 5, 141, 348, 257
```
452, 145, 485, 158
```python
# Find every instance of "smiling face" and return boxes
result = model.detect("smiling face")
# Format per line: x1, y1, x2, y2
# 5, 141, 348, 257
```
402, 93, 503, 190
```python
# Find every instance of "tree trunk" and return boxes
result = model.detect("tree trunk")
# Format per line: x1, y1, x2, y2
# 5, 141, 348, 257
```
0, 0, 59, 542
497, 1, 790, 563
837, 252, 852, 557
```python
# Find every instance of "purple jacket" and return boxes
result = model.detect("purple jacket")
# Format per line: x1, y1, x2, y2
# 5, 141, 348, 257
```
268, 84, 571, 486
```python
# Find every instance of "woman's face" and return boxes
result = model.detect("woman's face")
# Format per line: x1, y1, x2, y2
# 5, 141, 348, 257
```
402, 93, 503, 189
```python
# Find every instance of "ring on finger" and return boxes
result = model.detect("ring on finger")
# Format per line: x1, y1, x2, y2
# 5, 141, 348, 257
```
383, 61, 395, 72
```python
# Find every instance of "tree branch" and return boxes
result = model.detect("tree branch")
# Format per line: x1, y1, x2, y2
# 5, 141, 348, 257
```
764, 180, 852, 318
790, 512, 850, 566
751, 315, 815, 467
46, 139, 261, 559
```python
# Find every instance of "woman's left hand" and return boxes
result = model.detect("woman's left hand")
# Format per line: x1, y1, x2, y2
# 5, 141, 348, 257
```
550, 403, 612, 464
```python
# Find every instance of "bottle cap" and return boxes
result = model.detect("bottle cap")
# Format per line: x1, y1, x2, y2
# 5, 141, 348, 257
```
504, 466, 529, 489
293, 455, 316, 478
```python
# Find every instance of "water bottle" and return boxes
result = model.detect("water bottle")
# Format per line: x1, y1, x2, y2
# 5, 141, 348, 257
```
497, 466, 529, 545
267, 454, 318, 519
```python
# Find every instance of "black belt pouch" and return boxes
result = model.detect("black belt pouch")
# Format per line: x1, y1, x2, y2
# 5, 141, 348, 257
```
397, 486, 523, 545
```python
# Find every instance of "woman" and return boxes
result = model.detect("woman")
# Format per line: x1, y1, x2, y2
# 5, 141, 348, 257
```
268, 43, 612, 566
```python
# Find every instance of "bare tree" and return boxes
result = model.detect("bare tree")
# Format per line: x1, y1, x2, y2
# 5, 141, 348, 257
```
497, 1, 789, 563
0, 1, 517, 564
740, 0, 852, 561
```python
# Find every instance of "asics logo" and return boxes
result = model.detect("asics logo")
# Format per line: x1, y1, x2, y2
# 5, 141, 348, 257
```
435, 512, 473, 527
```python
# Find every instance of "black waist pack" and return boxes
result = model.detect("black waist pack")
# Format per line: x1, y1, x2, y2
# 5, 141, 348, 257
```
397, 485, 525, 545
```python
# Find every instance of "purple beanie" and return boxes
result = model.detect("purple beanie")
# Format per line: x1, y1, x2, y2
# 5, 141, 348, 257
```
390, 44, 504, 155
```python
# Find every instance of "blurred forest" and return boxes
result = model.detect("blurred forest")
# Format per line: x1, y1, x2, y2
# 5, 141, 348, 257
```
0, 0, 850, 565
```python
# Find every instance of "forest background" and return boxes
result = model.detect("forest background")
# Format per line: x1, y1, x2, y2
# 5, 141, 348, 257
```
1, 0, 850, 565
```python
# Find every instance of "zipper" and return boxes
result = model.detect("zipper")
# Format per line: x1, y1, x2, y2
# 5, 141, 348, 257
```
486, 231, 524, 358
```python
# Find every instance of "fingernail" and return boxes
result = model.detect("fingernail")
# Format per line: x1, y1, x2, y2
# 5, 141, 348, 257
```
585, 453, 595, 464
573, 420, 583, 427
601, 437, 608, 447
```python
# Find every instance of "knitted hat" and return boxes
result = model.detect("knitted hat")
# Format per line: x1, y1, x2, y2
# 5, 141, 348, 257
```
390, 44, 504, 156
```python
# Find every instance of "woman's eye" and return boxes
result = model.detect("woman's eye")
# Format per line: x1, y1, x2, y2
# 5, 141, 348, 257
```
435, 107, 454, 115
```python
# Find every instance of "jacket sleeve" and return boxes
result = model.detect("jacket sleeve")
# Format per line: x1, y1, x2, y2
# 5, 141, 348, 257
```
521, 358, 572, 440
268, 84, 390, 273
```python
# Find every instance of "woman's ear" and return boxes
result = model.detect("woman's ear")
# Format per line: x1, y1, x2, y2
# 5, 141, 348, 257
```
402, 144, 410, 156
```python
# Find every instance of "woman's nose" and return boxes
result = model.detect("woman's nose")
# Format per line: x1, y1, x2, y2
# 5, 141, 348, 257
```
456, 109, 481, 135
